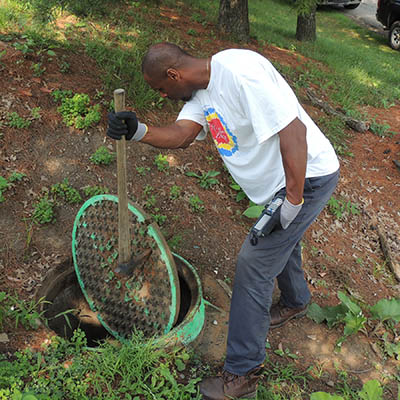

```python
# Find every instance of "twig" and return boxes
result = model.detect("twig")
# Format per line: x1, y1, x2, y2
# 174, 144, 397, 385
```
217, 279, 232, 299
306, 88, 369, 133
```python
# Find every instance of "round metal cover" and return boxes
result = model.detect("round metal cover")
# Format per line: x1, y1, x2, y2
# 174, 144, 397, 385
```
72, 195, 180, 340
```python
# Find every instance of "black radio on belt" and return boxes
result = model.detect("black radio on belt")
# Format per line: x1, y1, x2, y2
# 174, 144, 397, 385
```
250, 196, 284, 246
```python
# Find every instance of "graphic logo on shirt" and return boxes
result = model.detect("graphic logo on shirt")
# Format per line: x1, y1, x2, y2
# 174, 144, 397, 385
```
204, 107, 238, 157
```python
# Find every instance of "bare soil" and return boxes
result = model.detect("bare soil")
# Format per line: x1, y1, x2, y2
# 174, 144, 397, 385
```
1, 4, 400, 397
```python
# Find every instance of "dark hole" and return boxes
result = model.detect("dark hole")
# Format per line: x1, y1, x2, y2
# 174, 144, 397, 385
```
43, 269, 193, 346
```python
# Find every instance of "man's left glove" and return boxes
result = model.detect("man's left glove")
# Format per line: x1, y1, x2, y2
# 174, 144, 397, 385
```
280, 197, 303, 230
107, 111, 147, 141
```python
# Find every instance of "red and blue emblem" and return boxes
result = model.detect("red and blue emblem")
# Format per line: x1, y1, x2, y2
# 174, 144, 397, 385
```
204, 107, 238, 157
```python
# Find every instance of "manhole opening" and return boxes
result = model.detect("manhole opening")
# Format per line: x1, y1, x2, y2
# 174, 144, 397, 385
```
40, 257, 196, 347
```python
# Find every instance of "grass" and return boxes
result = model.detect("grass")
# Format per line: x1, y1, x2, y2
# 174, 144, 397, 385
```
0, 1, 399, 398
249, 0, 400, 109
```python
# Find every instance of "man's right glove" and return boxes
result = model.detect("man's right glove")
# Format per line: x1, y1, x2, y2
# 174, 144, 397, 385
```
107, 111, 148, 141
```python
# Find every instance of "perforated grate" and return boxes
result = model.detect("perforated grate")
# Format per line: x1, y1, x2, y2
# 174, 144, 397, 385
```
72, 195, 180, 340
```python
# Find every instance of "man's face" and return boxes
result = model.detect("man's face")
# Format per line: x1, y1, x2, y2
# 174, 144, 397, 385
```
144, 72, 193, 102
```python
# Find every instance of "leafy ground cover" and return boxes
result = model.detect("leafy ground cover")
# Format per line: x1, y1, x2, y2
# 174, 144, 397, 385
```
0, 0, 400, 398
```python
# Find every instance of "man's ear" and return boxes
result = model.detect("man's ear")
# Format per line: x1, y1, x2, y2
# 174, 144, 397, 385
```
166, 68, 180, 81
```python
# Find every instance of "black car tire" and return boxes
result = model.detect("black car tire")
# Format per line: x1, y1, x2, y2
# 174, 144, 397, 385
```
344, 2, 361, 9
388, 21, 400, 50
389, 21, 400, 50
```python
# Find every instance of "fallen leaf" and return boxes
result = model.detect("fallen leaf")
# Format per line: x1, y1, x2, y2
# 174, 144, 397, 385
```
18, 89, 32, 96
40, 87, 53, 93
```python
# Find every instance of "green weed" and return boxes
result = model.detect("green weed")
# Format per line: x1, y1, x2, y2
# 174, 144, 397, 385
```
327, 196, 360, 220
30, 107, 41, 120
154, 153, 169, 172
9, 171, 26, 182
32, 196, 54, 224
7, 112, 31, 129
311, 379, 383, 400
31, 61, 45, 76
188, 195, 204, 213
136, 166, 150, 176
0, 329, 201, 399
0, 291, 48, 330
308, 293, 400, 354
152, 210, 167, 225
229, 178, 247, 202
369, 118, 395, 137
167, 234, 183, 251
58, 56, 70, 73
0, 172, 26, 202
51, 178, 82, 204
83, 185, 109, 197
169, 185, 182, 200
0, 176, 10, 202
185, 170, 220, 189
52, 89, 101, 130
90, 146, 116, 165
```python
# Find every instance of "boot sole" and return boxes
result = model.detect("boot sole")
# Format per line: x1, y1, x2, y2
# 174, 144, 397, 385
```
270, 308, 308, 330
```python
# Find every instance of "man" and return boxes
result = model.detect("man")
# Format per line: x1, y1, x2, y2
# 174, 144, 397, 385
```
107, 42, 339, 400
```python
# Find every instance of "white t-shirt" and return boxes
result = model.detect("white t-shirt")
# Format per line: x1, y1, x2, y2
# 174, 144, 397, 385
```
177, 49, 340, 205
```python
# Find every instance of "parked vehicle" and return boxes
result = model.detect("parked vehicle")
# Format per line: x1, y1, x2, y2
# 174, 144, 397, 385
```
319, 0, 361, 9
376, 0, 400, 50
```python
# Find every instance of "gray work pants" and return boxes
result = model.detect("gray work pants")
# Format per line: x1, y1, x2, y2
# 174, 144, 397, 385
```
224, 170, 339, 375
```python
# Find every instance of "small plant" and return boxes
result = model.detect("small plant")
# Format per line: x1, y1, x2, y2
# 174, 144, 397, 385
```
13, 37, 35, 56
0, 171, 26, 202
31, 107, 41, 120
154, 153, 169, 172
230, 178, 247, 202
52, 89, 101, 129
168, 234, 182, 251
311, 379, 383, 400
169, 185, 182, 200
152, 210, 167, 225
0, 176, 9, 202
136, 166, 150, 176
51, 178, 82, 204
327, 196, 360, 220
83, 185, 109, 197
7, 112, 31, 129
32, 196, 54, 224
189, 195, 204, 213
243, 201, 264, 219
144, 194, 157, 210
5, 292, 48, 330
310, 296, 400, 359
185, 170, 220, 189
58, 55, 71, 73
90, 146, 116, 165
187, 28, 198, 36
31, 62, 46, 76
369, 118, 394, 137
307, 292, 367, 348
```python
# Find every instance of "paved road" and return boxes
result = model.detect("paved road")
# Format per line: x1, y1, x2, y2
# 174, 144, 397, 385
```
329, 0, 385, 34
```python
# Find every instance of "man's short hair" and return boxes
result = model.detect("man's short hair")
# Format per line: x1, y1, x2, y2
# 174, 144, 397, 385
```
142, 42, 192, 80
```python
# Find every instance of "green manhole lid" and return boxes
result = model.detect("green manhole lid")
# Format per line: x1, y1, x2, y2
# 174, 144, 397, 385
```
72, 195, 180, 340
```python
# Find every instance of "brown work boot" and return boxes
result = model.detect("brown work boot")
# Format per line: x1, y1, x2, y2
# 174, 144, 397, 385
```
199, 367, 262, 400
270, 301, 308, 329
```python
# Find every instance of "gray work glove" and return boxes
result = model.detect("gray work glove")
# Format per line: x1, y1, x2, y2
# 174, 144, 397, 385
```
280, 197, 303, 229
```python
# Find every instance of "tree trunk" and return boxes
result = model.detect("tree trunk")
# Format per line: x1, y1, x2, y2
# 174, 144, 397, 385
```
218, 0, 250, 42
296, 9, 316, 42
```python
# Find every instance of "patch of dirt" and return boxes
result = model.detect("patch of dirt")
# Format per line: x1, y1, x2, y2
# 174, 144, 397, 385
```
1, 3, 399, 397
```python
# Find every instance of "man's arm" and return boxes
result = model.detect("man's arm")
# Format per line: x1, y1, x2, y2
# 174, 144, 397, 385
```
141, 119, 204, 149
279, 117, 307, 205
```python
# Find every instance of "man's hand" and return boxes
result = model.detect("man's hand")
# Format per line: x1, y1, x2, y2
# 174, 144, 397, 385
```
107, 111, 147, 141
280, 197, 303, 229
